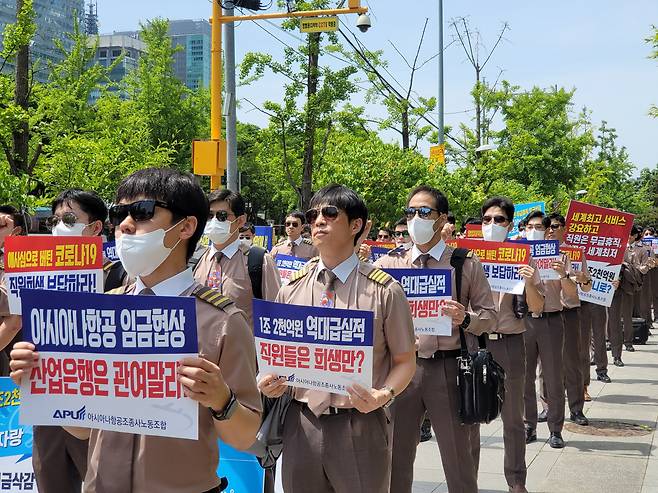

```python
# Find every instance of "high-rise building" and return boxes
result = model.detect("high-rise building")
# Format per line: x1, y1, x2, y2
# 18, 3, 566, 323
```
168, 19, 211, 91
89, 33, 145, 103
0, 0, 85, 81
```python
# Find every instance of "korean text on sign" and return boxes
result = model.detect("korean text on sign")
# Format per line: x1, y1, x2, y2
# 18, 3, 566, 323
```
19, 289, 199, 440
384, 268, 453, 336
364, 241, 395, 263
453, 239, 530, 295
565, 201, 634, 307
275, 254, 308, 286
511, 240, 561, 281
253, 299, 374, 395
3, 235, 104, 315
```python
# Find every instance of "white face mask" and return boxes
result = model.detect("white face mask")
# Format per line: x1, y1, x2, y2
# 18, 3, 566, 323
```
52, 222, 90, 237
116, 221, 183, 278
518, 230, 527, 239
482, 223, 509, 243
204, 218, 236, 245
407, 216, 438, 245
239, 238, 253, 248
526, 229, 545, 241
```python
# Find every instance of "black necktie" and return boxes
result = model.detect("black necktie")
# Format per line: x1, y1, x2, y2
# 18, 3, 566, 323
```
419, 254, 430, 269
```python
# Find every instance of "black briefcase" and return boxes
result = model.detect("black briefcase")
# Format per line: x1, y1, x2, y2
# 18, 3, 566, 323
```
633, 317, 650, 345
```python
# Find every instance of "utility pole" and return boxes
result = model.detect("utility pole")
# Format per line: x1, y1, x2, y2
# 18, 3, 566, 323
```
437, 0, 444, 147
224, 1, 239, 192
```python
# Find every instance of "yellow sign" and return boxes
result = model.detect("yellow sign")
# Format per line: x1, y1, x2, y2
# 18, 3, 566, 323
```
430, 144, 445, 164
300, 16, 339, 33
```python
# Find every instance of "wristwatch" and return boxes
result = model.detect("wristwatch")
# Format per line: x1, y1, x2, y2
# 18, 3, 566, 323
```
459, 312, 471, 330
382, 386, 396, 409
210, 390, 238, 421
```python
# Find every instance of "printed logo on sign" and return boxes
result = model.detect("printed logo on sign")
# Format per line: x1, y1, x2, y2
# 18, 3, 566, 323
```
53, 405, 86, 420
287, 374, 295, 382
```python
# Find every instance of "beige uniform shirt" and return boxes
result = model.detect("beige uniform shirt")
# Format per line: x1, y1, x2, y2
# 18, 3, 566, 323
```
374, 241, 496, 355
560, 244, 590, 309
630, 242, 652, 275
84, 274, 261, 493
277, 254, 415, 408
270, 236, 318, 260
494, 257, 544, 334
193, 239, 281, 325
543, 253, 573, 313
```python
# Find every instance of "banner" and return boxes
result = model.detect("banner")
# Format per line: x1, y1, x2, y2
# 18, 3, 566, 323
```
364, 240, 395, 262
253, 300, 373, 395
451, 239, 530, 294
102, 241, 119, 263
642, 236, 658, 255
217, 442, 266, 493
274, 255, 308, 286
0, 378, 36, 493
465, 224, 482, 239
511, 240, 561, 281
510, 201, 545, 238
254, 226, 274, 251
3, 236, 104, 315
20, 289, 199, 440
560, 245, 584, 272
565, 201, 634, 307
384, 269, 452, 336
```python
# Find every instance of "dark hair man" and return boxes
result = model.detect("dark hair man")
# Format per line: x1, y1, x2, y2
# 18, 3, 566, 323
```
270, 211, 318, 260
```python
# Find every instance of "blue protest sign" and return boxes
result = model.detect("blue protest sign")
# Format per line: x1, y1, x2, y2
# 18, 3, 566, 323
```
103, 241, 119, 262
217, 441, 266, 493
255, 226, 274, 251
274, 254, 308, 285
510, 239, 561, 280
509, 201, 545, 238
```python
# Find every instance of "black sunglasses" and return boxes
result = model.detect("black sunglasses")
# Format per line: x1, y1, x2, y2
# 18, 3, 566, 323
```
46, 212, 79, 230
547, 223, 562, 230
109, 200, 176, 227
404, 206, 438, 220
285, 221, 301, 228
482, 215, 509, 225
305, 206, 340, 224
394, 230, 410, 238
208, 210, 234, 222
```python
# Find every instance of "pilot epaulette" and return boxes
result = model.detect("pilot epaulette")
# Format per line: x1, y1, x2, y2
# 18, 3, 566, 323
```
288, 257, 319, 284
106, 286, 128, 295
367, 268, 393, 286
467, 251, 474, 258
302, 238, 314, 246
103, 261, 115, 272
193, 286, 234, 310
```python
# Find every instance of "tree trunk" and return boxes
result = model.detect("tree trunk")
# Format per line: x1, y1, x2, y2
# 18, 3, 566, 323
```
11, 0, 30, 176
300, 32, 320, 211
401, 104, 410, 150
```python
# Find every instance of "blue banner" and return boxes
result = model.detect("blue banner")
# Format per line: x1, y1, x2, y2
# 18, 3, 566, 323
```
385, 268, 452, 298
510, 201, 545, 237
255, 226, 274, 251
217, 442, 266, 493
511, 239, 560, 258
21, 289, 198, 355
274, 255, 308, 272
103, 241, 119, 262
369, 246, 391, 263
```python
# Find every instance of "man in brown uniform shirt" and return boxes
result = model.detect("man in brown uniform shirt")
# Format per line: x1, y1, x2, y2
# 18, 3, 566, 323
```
480, 197, 544, 493
625, 225, 653, 352
545, 213, 593, 425
270, 211, 318, 260
375, 186, 496, 493
10, 168, 262, 493
523, 211, 579, 449
259, 184, 416, 493
193, 189, 280, 325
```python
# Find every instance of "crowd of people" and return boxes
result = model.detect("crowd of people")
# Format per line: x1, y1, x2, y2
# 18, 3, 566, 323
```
0, 167, 656, 493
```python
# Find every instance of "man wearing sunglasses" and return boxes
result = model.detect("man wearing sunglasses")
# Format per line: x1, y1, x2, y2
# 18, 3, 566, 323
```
270, 211, 318, 260
522, 210, 581, 450
374, 185, 496, 493
10, 168, 262, 493
479, 197, 544, 493
258, 184, 415, 493
377, 227, 392, 242
192, 190, 280, 326
393, 217, 412, 250
545, 213, 598, 408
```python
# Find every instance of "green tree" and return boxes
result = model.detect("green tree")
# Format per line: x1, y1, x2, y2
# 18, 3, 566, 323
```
648, 25, 658, 118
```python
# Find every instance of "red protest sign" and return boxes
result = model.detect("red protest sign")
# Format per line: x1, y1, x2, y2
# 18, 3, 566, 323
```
564, 201, 633, 265
4, 236, 103, 273
465, 224, 483, 239
452, 239, 531, 265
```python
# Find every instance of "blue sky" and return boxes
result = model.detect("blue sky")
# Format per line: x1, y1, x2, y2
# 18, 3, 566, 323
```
98, 1, 658, 174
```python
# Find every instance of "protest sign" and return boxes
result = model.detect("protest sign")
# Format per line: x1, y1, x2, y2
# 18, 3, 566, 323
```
565, 201, 634, 307
20, 289, 199, 440
364, 240, 395, 262
642, 236, 658, 255
384, 269, 452, 336
452, 239, 530, 294
217, 441, 266, 493
0, 378, 36, 493
102, 241, 119, 263
560, 245, 584, 272
511, 240, 561, 281
274, 255, 308, 286
253, 299, 373, 395
254, 226, 274, 251
3, 236, 104, 315
509, 201, 545, 237
465, 224, 483, 239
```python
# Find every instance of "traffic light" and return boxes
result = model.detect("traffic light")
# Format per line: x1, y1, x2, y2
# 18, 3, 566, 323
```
233, 0, 265, 10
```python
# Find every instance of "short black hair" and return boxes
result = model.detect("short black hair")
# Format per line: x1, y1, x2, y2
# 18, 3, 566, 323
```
407, 185, 449, 214
481, 197, 515, 223
208, 189, 246, 217
644, 227, 656, 236
547, 212, 566, 227
395, 216, 407, 227
447, 212, 456, 225
378, 227, 392, 235
52, 189, 108, 224
0, 205, 27, 234
465, 217, 482, 225
115, 168, 208, 261
286, 211, 306, 225
310, 184, 368, 246
240, 223, 255, 234
518, 219, 527, 230
526, 210, 550, 228
631, 223, 643, 237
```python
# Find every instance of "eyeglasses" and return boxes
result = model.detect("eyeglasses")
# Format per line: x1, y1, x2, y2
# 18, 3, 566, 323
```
482, 215, 509, 225
109, 200, 177, 227
46, 212, 80, 230
404, 206, 438, 220
547, 223, 562, 230
305, 205, 340, 224
525, 223, 546, 231
394, 231, 410, 238
208, 210, 235, 222
377, 234, 390, 240
285, 221, 301, 228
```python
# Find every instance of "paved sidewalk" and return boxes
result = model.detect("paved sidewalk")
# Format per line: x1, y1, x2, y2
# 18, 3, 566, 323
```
413, 332, 658, 493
